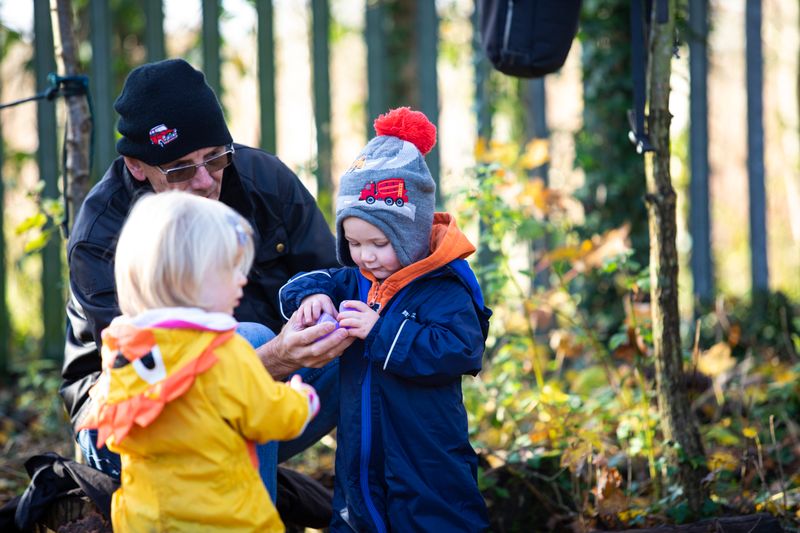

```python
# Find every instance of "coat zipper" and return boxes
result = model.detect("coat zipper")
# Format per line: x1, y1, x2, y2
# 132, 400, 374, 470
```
360, 357, 387, 533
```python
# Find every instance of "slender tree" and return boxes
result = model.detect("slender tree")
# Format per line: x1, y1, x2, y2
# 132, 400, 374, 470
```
645, 0, 709, 515
54, 0, 91, 230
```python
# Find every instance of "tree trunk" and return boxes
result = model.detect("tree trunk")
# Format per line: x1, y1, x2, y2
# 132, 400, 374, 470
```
54, 0, 91, 232
645, 0, 709, 515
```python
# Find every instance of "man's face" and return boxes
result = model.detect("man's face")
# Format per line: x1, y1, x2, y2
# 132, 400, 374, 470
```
125, 145, 230, 201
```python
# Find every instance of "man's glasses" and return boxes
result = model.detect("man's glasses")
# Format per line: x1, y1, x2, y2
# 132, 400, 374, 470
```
157, 145, 235, 184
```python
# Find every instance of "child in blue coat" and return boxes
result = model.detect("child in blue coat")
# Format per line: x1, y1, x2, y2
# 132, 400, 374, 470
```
279, 107, 490, 532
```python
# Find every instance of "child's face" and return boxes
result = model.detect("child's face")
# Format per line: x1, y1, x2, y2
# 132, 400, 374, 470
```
199, 266, 247, 315
343, 217, 401, 280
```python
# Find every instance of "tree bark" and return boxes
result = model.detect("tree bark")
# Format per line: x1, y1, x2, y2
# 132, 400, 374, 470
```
53, 0, 91, 231
645, 0, 709, 515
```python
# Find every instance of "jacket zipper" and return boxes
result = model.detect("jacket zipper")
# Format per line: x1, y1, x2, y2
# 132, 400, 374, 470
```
360, 357, 387, 533
383, 318, 409, 370
355, 268, 441, 532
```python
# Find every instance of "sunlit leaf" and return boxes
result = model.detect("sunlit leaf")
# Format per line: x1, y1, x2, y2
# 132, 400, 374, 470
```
581, 225, 632, 270
539, 384, 570, 404
520, 138, 550, 169
742, 426, 758, 439
707, 450, 739, 471
23, 232, 50, 254
705, 427, 741, 447
474, 137, 489, 162
697, 342, 736, 377
15, 213, 47, 235
569, 366, 608, 396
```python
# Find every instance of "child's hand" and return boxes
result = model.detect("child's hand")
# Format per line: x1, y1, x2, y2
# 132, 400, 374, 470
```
336, 300, 380, 340
289, 374, 320, 418
297, 294, 337, 327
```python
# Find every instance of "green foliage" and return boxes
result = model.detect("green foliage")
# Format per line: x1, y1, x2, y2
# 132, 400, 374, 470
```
14, 182, 65, 255
458, 136, 800, 530
575, 0, 648, 341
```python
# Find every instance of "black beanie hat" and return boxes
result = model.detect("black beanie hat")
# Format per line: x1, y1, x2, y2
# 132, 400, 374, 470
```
114, 59, 233, 166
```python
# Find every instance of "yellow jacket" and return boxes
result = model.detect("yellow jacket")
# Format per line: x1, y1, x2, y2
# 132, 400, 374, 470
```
80, 308, 312, 532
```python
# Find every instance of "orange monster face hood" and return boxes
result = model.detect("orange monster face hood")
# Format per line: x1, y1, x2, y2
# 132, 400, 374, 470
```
78, 308, 237, 448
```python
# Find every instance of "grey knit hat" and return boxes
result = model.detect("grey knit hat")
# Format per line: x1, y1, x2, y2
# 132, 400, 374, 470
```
335, 107, 437, 267
115, 59, 232, 166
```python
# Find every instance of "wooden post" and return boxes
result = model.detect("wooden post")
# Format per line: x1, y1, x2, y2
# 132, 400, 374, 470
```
645, 0, 709, 515
311, 0, 333, 222
90, 0, 115, 180
34, 0, 64, 362
256, 0, 276, 153
202, 0, 222, 98
472, 0, 496, 290
145, 0, 166, 62
365, 0, 387, 137
416, 0, 441, 207
745, 0, 769, 303
0, 59, 9, 378
688, 0, 712, 309
524, 78, 549, 291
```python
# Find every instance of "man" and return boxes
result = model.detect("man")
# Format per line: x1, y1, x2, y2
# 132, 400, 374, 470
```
60, 59, 350, 511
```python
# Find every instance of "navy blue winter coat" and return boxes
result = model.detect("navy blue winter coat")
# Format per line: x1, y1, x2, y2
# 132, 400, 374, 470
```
280, 215, 491, 532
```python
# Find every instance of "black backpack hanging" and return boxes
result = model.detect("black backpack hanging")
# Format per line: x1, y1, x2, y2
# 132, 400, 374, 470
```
479, 0, 582, 78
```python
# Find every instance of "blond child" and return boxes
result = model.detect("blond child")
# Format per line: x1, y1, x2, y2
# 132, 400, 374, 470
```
80, 191, 319, 532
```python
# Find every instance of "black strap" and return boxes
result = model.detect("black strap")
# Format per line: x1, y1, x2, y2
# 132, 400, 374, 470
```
0, 74, 91, 238
628, 0, 653, 154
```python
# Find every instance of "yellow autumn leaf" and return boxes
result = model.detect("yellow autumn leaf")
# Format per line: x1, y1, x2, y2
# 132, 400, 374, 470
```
474, 137, 489, 162
542, 244, 584, 263
23, 232, 50, 254
540, 384, 570, 404
520, 179, 547, 210
560, 440, 593, 473
708, 450, 739, 471
521, 138, 550, 169
487, 140, 519, 168
697, 342, 736, 377
581, 224, 632, 269
15, 212, 47, 235
742, 426, 758, 439
484, 453, 505, 469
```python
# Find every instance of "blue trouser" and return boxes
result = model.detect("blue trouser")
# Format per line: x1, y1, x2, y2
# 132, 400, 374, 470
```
76, 321, 340, 502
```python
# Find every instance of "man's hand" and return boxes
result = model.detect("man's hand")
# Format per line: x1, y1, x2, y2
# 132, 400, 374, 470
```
256, 311, 354, 380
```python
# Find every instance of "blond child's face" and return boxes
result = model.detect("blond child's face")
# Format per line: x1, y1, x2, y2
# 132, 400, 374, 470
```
199, 267, 247, 315
343, 217, 401, 280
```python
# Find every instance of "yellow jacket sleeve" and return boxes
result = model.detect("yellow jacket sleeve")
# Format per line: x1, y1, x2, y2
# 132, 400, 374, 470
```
206, 334, 311, 444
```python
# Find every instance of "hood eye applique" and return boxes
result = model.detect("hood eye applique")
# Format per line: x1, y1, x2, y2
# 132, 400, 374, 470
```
132, 344, 167, 384
139, 352, 156, 370
112, 352, 130, 369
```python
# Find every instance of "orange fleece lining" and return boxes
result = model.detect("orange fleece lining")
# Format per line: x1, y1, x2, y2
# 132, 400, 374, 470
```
360, 213, 475, 311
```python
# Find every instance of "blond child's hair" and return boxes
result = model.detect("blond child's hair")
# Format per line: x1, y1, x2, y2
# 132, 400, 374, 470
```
115, 191, 254, 316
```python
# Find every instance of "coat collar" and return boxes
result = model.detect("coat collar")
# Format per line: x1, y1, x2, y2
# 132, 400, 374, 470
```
362, 213, 475, 311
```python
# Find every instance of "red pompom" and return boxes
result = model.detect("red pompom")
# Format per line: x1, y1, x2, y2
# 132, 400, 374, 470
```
373, 107, 437, 155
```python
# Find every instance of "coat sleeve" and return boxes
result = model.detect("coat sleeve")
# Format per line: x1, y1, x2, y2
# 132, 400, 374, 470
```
213, 335, 314, 443
277, 162, 339, 274
277, 267, 355, 320
367, 278, 485, 385
61, 241, 120, 429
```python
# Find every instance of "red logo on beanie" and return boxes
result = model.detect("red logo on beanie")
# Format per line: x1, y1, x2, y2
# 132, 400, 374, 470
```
149, 124, 178, 147
358, 178, 408, 207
